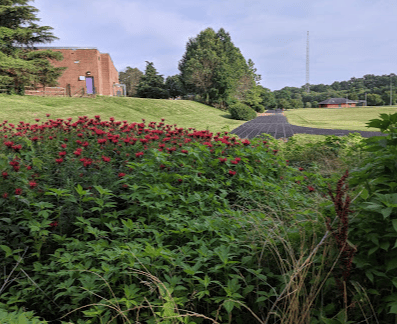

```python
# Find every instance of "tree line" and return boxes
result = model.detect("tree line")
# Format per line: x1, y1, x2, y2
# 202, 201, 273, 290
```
1, 1, 395, 110
121, 27, 396, 110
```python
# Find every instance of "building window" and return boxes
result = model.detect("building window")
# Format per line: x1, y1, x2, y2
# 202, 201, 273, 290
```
74, 60, 80, 64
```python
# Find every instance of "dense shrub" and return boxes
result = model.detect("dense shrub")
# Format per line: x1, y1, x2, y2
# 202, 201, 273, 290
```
348, 113, 397, 321
228, 102, 257, 121
0, 116, 329, 323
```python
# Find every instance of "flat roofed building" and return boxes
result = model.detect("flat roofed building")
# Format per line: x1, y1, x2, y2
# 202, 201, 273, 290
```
33, 47, 123, 96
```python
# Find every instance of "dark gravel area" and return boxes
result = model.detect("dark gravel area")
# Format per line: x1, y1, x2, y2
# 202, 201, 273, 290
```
230, 109, 386, 139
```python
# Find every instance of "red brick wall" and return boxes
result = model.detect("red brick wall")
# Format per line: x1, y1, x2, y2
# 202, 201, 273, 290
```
320, 103, 357, 108
40, 48, 119, 96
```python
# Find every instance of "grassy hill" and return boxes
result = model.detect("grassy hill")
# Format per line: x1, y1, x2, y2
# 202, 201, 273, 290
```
0, 95, 246, 134
284, 106, 397, 131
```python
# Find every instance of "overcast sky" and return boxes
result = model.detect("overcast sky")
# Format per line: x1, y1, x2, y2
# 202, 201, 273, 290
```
32, 0, 397, 91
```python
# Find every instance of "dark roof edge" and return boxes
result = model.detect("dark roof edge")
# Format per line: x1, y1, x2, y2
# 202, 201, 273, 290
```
33, 47, 98, 50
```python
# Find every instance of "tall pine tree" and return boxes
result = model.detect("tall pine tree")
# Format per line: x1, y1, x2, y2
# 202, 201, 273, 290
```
0, 0, 65, 94
136, 61, 168, 99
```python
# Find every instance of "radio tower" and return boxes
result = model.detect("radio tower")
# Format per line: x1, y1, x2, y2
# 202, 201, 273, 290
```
306, 31, 310, 93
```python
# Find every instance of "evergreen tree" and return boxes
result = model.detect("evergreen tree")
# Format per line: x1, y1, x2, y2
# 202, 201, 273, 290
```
119, 66, 143, 97
136, 61, 168, 99
165, 75, 184, 98
178, 27, 255, 108
0, 0, 64, 94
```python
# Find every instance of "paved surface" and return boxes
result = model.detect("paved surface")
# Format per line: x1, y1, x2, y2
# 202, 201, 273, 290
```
230, 109, 386, 139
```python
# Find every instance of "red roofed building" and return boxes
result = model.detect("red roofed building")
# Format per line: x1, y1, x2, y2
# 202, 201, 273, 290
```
318, 98, 358, 108
29, 47, 124, 97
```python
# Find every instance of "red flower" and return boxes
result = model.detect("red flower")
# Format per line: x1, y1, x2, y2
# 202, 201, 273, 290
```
2, 193, 8, 199
102, 156, 111, 162
228, 170, 236, 176
15, 188, 22, 195
2, 172, 8, 179
218, 157, 227, 163
13, 166, 20, 172
46, 114, 50, 117
118, 173, 126, 178
178, 178, 183, 183
26, 165, 32, 170
29, 181, 37, 189
55, 158, 63, 164
160, 164, 166, 169
307, 186, 315, 192
61, 144, 67, 149
241, 139, 250, 146
231, 160, 239, 165
49, 221, 59, 228
299, 167, 304, 171
59, 151, 67, 157
181, 149, 188, 154
135, 152, 144, 157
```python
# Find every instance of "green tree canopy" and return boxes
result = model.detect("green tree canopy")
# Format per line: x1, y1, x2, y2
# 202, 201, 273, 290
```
136, 61, 168, 99
0, 0, 64, 94
165, 74, 184, 98
119, 66, 143, 97
178, 27, 255, 108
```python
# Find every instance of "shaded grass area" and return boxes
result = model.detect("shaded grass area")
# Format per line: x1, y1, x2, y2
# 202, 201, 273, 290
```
0, 95, 245, 134
284, 106, 397, 131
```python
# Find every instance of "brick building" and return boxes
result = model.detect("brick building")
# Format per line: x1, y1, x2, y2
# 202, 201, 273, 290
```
33, 47, 124, 96
318, 98, 358, 108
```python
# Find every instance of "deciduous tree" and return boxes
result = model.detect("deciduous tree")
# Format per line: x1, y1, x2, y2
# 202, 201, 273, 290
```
119, 66, 143, 97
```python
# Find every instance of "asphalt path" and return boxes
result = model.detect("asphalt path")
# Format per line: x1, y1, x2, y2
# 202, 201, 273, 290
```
230, 109, 386, 139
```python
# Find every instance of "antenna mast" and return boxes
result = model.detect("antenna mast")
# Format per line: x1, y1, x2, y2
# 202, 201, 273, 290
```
306, 31, 310, 93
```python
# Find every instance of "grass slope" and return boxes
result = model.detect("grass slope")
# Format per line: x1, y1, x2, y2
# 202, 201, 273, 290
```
0, 95, 246, 134
284, 106, 397, 131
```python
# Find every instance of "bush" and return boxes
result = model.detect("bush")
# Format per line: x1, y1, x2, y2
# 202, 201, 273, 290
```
228, 102, 257, 121
0, 308, 47, 324
348, 113, 397, 321
0, 115, 329, 323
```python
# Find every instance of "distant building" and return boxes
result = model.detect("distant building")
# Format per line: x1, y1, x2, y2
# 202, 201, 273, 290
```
318, 98, 358, 108
31, 47, 124, 96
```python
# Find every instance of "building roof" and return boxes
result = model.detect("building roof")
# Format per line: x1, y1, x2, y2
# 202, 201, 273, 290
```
34, 47, 98, 50
318, 98, 358, 105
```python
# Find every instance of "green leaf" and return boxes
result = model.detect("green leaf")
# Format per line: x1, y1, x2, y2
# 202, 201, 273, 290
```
386, 258, 397, 272
223, 300, 235, 313
382, 207, 393, 218
389, 302, 397, 314
0, 245, 12, 258
392, 219, 397, 233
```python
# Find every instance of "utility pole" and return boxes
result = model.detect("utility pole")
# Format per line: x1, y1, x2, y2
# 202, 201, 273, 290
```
391, 73, 395, 106
306, 31, 310, 93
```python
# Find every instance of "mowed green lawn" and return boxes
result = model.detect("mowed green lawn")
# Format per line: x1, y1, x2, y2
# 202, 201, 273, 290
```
284, 106, 397, 132
0, 95, 246, 134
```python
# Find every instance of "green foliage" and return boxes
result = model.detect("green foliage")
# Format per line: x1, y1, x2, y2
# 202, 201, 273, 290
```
0, 114, 332, 323
0, 308, 48, 324
165, 74, 184, 98
178, 27, 256, 109
136, 61, 168, 99
242, 84, 265, 112
118, 66, 143, 97
348, 112, 397, 321
0, 0, 62, 93
228, 102, 257, 120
